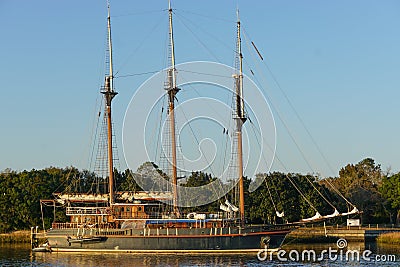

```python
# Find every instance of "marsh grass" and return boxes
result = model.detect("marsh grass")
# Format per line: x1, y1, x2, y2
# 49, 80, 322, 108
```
377, 232, 400, 245
0, 230, 30, 243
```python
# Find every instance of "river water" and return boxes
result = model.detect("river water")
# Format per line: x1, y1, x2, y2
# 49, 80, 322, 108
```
0, 242, 399, 266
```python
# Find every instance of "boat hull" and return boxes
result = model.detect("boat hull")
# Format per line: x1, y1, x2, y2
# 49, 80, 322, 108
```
44, 226, 290, 253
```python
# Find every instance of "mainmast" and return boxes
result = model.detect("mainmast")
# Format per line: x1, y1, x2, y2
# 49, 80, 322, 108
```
233, 9, 247, 225
166, 0, 180, 217
101, 3, 118, 205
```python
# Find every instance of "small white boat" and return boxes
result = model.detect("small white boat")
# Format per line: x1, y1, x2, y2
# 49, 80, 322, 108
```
32, 243, 51, 253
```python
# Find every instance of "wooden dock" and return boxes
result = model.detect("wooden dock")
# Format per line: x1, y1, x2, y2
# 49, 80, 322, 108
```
288, 225, 400, 242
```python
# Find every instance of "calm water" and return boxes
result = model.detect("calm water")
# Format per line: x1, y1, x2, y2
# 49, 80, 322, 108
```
0, 242, 399, 266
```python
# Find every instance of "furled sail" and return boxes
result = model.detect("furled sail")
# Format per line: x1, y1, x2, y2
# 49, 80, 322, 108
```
276, 211, 285, 218
300, 212, 322, 222
341, 206, 359, 216
322, 209, 339, 219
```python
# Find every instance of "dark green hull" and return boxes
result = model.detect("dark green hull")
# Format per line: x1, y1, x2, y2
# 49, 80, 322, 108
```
44, 226, 291, 252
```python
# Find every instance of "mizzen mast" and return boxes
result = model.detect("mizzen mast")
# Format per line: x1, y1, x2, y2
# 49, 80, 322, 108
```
233, 9, 247, 225
166, 0, 180, 217
101, 3, 118, 205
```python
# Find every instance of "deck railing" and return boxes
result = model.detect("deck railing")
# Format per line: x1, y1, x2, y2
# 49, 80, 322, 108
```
51, 222, 113, 229
66, 207, 109, 216
300, 223, 399, 230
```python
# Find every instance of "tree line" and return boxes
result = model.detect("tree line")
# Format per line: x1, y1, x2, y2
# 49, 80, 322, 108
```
0, 158, 399, 233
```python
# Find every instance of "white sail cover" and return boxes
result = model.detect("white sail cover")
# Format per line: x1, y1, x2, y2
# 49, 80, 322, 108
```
301, 212, 322, 222
276, 211, 285, 218
322, 209, 340, 219
341, 206, 359, 216
225, 200, 239, 212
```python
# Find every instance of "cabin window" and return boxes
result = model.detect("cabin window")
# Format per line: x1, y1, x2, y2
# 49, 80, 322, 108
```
126, 207, 130, 212
121, 207, 125, 212
138, 206, 142, 212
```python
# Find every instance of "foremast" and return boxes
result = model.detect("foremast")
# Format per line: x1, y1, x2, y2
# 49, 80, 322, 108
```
233, 10, 247, 226
101, 3, 118, 206
166, 0, 180, 217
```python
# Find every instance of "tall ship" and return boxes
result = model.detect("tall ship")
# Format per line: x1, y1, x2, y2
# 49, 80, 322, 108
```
32, 1, 358, 253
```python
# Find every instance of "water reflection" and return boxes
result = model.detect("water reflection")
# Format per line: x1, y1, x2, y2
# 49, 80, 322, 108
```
1, 243, 398, 267
32, 253, 250, 267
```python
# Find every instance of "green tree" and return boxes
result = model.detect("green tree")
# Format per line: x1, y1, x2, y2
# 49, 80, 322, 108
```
246, 172, 337, 224
327, 158, 388, 223
0, 167, 80, 232
180, 171, 219, 213
117, 169, 141, 192
380, 172, 400, 225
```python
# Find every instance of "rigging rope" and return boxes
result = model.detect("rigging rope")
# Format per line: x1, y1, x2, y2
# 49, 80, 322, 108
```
114, 13, 165, 77
245, 85, 336, 211
178, 9, 235, 24
52, 167, 75, 195
175, 102, 226, 200
241, 27, 356, 208
115, 70, 160, 78
265, 176, 279, 214
111, 9, 164, 18
154, 96, 166, 163
172, 9, 239, 67
177, 69, 232, 79
173, 11, 222, 63
239, 30, 340, 211
175, 73, 234, 194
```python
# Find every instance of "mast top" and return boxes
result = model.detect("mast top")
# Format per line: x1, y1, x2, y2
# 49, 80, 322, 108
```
103, 0, 117, 97
234, 8, 245, 121
166, 0, 179, 98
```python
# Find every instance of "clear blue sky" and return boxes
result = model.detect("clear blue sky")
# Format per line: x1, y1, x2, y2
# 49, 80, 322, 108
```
1, 0, 399, 178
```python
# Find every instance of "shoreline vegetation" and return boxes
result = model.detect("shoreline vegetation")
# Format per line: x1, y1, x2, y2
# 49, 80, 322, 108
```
377, 232, 400, 245
0, 158, 399, 238
0, 230, 30, 243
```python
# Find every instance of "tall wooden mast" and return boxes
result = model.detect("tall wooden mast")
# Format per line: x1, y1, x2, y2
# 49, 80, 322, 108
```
101, 2, 117, 205
166, 0, 180, 217
233, 10, 247, 225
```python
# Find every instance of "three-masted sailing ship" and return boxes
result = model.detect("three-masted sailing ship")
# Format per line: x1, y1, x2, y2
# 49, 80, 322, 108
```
32, 2, 357, 253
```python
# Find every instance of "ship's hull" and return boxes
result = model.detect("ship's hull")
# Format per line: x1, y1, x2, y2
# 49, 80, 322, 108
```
43, 226, 291, 253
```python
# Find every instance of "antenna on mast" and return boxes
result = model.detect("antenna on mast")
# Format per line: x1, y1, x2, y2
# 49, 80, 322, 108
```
102, 1, 118, 205
107, 1, 114, 91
